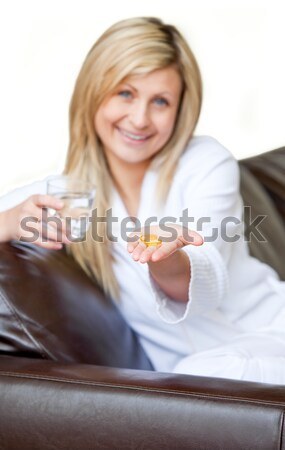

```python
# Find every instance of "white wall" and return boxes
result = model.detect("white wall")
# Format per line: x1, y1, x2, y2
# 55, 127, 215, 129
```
0, 0, 284, 195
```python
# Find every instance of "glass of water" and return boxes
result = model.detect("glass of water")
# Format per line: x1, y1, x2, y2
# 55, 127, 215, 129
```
47, 176, 96, 240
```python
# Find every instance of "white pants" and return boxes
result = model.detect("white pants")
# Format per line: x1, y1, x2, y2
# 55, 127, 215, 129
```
173, 307, 285, 384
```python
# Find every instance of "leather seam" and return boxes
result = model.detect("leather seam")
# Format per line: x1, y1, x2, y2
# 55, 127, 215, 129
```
279, 410, 284, 450
0, 288, 47, 358
0, 370, 285, 407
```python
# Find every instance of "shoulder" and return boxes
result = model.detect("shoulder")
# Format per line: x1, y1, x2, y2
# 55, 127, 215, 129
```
175, 135, 240, 188
179, 135, 235, 167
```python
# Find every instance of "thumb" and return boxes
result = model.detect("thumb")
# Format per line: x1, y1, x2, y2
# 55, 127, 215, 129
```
179, 228, 204, 246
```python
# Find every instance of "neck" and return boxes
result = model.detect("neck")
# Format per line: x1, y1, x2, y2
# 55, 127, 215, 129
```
106, 155, 150, 216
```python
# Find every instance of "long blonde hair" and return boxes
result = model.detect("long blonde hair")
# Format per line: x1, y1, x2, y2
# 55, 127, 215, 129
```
64, 17, 202, 300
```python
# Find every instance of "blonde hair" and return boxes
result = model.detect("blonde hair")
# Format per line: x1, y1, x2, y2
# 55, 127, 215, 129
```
64, 17, 202, 300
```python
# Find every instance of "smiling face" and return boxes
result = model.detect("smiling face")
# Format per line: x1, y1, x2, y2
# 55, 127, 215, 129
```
94, 66, 183, 172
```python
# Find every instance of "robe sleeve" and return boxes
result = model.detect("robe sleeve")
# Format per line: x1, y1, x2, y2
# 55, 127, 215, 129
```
150, 137, 243, 324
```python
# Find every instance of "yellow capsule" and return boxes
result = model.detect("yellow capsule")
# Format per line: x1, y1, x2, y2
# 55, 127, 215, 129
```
139, 234, 162, 247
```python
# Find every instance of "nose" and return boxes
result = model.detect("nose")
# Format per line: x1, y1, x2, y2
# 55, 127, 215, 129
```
129, 101, 150, 129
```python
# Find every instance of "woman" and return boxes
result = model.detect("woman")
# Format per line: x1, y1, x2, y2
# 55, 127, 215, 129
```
0, 17, 285, 383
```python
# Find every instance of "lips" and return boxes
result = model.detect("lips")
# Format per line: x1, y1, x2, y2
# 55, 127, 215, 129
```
117, 127, 152, 142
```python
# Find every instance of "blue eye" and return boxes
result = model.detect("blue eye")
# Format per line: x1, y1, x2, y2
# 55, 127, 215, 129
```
154, 97, 168, 106
118, 90, 132, 98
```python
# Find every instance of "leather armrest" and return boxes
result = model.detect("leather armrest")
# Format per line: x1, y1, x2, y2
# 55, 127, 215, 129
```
239, 164, 285, 280
240, 146, 285, 223
0, 356, 284, 450
239, 147, 285, 280
0, 241, 153, 370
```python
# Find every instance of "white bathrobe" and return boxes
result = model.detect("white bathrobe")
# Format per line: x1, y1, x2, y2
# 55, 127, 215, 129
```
1, 136, 285, 383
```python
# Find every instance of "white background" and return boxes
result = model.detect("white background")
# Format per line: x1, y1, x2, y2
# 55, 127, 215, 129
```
0, 0, 284, 195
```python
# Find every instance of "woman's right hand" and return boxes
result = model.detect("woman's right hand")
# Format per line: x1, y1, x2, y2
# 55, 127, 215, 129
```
0, 194, 69, 250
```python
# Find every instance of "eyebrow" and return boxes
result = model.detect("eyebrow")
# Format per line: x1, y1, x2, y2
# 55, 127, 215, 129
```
122, 83, 174, 98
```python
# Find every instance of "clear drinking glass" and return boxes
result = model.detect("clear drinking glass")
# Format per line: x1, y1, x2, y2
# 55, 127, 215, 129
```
47, 176, 96, 240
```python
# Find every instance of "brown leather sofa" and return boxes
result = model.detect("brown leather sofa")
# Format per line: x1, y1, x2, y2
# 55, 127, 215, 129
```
0, 147, 285, 450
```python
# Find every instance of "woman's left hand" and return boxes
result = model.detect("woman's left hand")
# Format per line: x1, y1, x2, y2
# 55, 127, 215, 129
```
127, 224, 203, 302
127, 223, 203, 264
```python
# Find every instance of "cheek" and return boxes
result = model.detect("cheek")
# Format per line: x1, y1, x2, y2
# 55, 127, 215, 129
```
156, 111, 178, 140
95, 100, 124, 131
104, 99, 128, 124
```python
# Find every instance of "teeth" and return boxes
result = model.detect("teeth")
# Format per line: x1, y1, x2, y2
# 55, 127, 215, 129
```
120, 129, 148, 141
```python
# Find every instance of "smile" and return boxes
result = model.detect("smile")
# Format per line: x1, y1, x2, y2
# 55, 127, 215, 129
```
117, 127, 151, 142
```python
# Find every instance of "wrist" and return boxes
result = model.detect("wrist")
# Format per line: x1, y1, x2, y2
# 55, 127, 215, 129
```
147, 250, 190, 303
148, 249, 189, 277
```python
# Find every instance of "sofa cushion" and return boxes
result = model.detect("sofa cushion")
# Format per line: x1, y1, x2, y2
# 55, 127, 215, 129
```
0, 241, 154, 370
240, 146, 285, 224
239, 147, 285, 280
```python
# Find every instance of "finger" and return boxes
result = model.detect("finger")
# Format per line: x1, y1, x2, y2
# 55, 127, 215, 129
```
139, 245, 157, 263
19, 219, 69, 245
43, 217, 67, 235
150, 240, 184, 262
31, 194, 64, 210
53, 219, 67, 234
131, 240, 148, 261
33, 241, 63, 250
127, 238, 140, 253
20, 210, 70, 244
179, 229, 204, 246
18, 216, 41, 241
23, 201, 64, 225
127, 231, 142, 253
28, 207, 68, 239
42, 222, 70, 244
